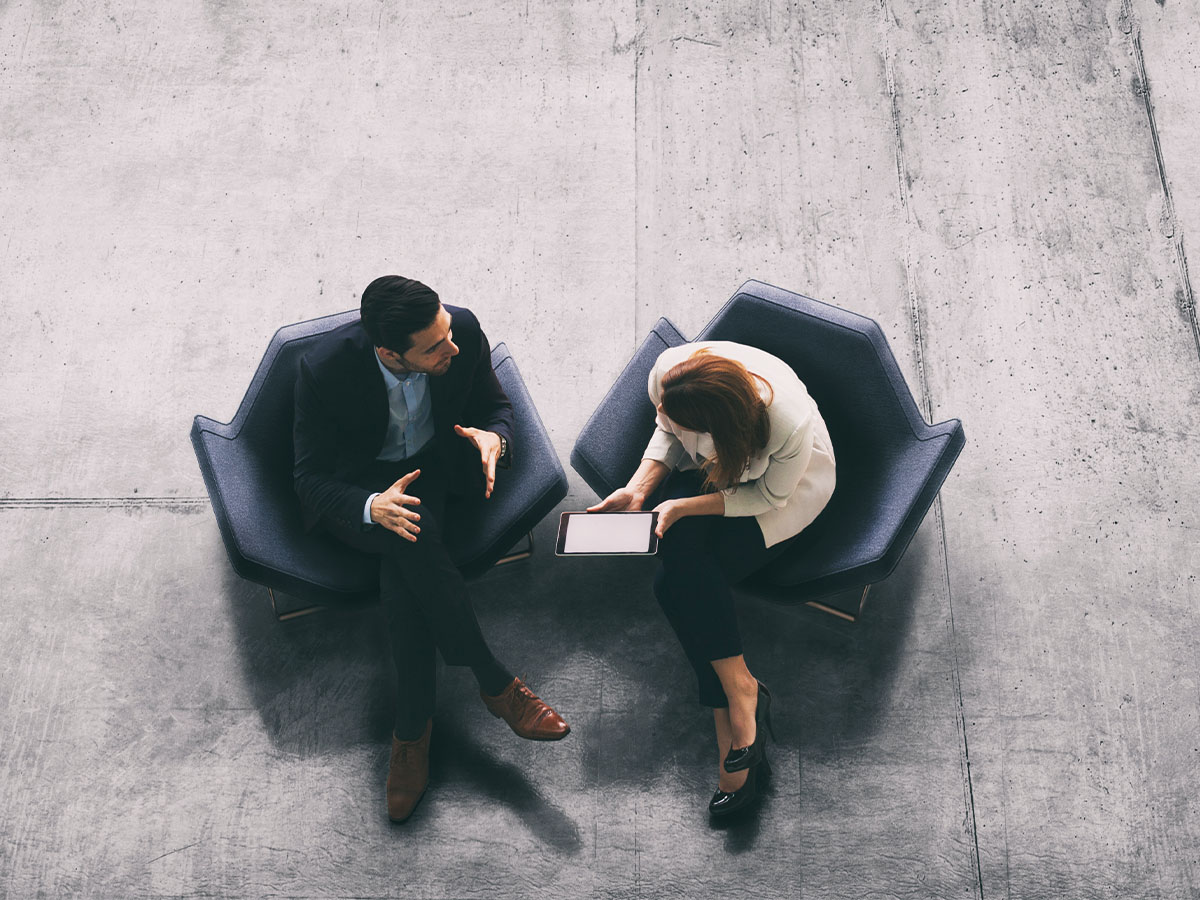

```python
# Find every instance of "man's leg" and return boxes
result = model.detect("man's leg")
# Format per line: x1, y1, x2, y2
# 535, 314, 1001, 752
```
322, 448, 567, 743
367, 461, 568, 741
324, 452, 512, 718
371, 477, 513, 698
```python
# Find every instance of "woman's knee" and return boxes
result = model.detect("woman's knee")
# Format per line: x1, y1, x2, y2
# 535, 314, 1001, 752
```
657, 515, 711, 563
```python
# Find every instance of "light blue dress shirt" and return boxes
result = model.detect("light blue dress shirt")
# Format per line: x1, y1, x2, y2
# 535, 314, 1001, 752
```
362, 352, 435, 525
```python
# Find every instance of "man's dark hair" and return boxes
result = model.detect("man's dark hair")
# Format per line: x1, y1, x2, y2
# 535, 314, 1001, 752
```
360, 276, 441, 353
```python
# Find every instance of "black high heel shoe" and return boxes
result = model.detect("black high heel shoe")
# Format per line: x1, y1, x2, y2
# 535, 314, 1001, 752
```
723, 681, 776, 773
709, 753, 771, 818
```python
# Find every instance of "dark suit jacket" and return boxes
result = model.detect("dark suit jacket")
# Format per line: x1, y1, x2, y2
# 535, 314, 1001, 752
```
293, 305, 516, 533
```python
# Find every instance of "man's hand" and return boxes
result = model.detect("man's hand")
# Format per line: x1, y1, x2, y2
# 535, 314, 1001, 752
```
587, 486, 645, 513
453, 424, 502, 498
370, 469, 423, 541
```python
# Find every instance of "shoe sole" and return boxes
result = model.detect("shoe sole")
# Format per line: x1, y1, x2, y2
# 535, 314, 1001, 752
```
513, 725, 571, 741
387, 788, 428, 823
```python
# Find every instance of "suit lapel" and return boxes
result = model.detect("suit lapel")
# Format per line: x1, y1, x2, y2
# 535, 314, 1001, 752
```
357, 335, 389, 451
429, 364, 453, 439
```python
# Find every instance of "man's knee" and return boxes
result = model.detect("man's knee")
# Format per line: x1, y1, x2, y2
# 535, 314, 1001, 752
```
373, 501, 447, 555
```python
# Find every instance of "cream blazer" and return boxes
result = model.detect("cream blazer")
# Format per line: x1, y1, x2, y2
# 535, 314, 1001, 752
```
642, 341, 837, 548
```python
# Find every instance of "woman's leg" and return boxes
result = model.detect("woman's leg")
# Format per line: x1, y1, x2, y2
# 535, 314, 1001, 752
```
652, 473, 735, 708
652, 471, 799, 795
712, 706, 751, 792
711, 656, 760, 784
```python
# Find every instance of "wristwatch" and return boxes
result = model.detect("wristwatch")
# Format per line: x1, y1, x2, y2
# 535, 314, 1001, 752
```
498, 434, 508, 461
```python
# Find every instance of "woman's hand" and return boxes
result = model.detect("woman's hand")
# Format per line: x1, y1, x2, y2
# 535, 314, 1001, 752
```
651, 491, 725, 538
651, 498, 688, 537
588, 486, 645, 512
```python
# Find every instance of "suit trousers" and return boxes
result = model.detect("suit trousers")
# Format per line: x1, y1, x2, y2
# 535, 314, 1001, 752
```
318, 445, 504, 735
652, 470, 800, 708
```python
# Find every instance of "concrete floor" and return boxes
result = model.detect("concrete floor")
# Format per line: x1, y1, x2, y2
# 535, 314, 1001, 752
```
2, 0, 1198, 897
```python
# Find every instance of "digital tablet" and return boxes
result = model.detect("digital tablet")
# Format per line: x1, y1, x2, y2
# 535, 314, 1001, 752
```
555, 511, 660, 556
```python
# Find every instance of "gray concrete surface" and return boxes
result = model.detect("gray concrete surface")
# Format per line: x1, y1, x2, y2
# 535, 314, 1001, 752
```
2, 0, 1197, 897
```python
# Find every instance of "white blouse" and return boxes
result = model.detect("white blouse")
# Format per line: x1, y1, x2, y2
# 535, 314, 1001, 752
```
642, 341, 837, 548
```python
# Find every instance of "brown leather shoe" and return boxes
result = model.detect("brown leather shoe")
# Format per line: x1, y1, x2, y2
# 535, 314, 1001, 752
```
481, 677, 570, 741
386, 719, 431, 823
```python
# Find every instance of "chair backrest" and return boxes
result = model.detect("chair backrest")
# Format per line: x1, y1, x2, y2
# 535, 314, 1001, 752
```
228, 310, 361, 490
697, 282, 933, 473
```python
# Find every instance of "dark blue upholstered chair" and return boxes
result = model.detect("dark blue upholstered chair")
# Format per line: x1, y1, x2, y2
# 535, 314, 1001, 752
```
570, 280, 965, 621
192, 310, 568, 620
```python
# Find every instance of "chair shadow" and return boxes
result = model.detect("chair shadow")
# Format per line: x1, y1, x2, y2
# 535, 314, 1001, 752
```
706, 773, 770, 853
221, 566, 394, 755
219, 523, 586, 849
221, 507, 934, 852
532, 526, 927, 774
426, 716, 584, 854
736, 526, 929, 760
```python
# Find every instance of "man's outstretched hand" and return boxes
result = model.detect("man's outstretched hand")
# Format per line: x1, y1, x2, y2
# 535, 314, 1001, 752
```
370, 469, 423, 541
453, 424, 502, 498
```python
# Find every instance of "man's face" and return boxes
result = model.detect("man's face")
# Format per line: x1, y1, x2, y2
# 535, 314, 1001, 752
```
379, 305, 459, 376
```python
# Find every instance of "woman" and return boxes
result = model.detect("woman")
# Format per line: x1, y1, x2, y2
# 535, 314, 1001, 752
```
589, 341, 836, 817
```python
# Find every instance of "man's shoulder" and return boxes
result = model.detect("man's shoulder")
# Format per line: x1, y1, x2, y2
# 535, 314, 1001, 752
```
445, 304, 488, 361
446, 304, 481, 333
301, 319, 371, 378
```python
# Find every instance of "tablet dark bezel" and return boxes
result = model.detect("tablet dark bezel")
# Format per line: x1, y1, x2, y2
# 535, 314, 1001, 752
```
555, 511, 660, 556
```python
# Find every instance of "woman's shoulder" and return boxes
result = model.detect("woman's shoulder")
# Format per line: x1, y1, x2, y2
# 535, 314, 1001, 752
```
651, 340, 812, 401
706, 343, 816, 435
653, 340, 785, 372
688, 342, 806, 395
648, 342, 700, 395
653, 341, 698, 369
695, 340, 789, 371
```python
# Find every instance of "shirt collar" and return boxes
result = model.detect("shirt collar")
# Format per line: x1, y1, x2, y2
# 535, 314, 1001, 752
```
374, 349, 419, 390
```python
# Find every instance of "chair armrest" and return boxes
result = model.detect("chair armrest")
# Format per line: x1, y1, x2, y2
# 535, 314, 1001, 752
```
446, 344, 570, 575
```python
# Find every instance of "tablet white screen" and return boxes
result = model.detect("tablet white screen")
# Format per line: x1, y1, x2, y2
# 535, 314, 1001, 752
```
563, 513, 654, 553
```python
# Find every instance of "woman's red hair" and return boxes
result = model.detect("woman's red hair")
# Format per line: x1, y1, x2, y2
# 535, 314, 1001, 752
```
660, 348, 774, 491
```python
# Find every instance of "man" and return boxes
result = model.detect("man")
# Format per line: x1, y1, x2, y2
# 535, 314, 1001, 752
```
293, 275, 569, 823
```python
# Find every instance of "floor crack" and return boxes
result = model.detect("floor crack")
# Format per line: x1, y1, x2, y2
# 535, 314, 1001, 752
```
0, 497, 208, 509
1126, 1, 1200, 363
879, 2, 983, 896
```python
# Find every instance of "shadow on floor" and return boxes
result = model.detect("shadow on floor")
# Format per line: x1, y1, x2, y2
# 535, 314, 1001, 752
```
745, 526, 933, 757
221, 566, 393, 755
218, 511, 930, 828
424, 716, 584, 854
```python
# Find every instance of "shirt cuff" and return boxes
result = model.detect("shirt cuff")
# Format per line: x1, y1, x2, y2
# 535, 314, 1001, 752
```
721, 483, 768, 518
363, 493, 380, 526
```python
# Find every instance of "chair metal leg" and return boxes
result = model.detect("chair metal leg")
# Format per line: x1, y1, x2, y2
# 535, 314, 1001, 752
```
494, 531, 534, 566
269, 588, 325, 622
805, 584, 871, 623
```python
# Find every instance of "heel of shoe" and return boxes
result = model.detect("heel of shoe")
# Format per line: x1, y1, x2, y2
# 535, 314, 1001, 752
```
757, 682, 777, 742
